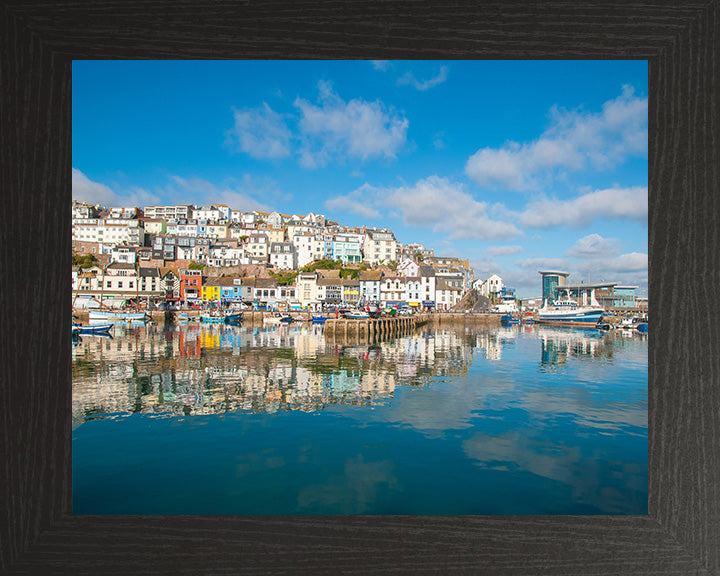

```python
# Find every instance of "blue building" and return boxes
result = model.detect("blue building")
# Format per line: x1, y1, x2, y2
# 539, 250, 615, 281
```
219, 277, 243, 303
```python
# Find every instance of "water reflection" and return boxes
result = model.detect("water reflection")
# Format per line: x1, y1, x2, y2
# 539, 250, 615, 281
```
73, 323, 646, 428
73, 322, 648, 514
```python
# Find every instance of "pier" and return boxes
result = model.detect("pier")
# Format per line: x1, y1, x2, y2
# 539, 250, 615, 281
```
323, 315, 427, 340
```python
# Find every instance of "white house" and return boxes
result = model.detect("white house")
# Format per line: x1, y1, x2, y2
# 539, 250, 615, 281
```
418, 265, 437, 306
398, 258, 420, 278
247, 233, 269, 261
358, 270, 383, 304
380, 276, 406, 306
269, 242, 296, 270
363, 229, 399, 264
296, 272, 320, 309
404, 277, 422, 308
292, 233, 315, 268
110, 246, 137, 264
479, 273, 503, 298
435, 280, 462, 311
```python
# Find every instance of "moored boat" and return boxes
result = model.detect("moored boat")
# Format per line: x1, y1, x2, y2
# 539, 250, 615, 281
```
224, 312, 244, 323
88, 309, 149, 322
311, 314, 327, 324
343, 310, 370, 319
77, 323, 113, 334
500, 314, 520, 325
535, 298, 604, 328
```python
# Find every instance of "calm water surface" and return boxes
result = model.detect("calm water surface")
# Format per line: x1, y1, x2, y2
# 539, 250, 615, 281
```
72, 321, 648, 514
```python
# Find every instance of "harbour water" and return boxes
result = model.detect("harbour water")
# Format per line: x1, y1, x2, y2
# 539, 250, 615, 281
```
72, 321, 648, 515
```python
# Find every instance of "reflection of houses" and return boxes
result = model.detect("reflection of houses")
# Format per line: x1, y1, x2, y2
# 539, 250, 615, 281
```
475, 332, 503, 361
179, 330, 202, 358
73, 324, 490, 420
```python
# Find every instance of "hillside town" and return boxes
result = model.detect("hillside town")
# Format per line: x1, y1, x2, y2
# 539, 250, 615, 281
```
71, 201, 502, 312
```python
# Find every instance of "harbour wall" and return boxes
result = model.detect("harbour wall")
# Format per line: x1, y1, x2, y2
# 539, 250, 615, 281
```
73, 309, 503, 327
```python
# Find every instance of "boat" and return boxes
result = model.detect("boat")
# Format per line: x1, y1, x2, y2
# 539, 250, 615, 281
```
345, 311, 370, 319
535, 298, 604, 328
263, 313, 292, 325
311, 314, 327, 325
199, 315, 225, 324
636, 322, 648, 333
500, 314, 520, 325
76, 323, 113, 334
88, 309, 149, 322
224, 312, 244, 323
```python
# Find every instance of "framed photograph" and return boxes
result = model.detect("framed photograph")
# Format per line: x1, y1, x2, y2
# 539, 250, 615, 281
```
2, 1, 717, 574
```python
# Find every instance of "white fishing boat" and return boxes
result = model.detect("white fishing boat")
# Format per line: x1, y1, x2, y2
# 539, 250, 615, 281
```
88, 309, 149, 322
343, 310, 370, 319
535, 298, 603, 328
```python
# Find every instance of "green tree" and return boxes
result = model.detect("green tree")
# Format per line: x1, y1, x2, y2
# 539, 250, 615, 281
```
187, 261, 205, 270
270, 270, 299, 286
72, 252, 98, 268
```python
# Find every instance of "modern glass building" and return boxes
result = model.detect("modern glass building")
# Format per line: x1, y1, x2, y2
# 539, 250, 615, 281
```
539, 270, 570, 301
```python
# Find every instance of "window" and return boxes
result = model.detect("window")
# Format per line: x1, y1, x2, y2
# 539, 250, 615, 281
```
106, 281, 111, 288
118, 281, 123, 288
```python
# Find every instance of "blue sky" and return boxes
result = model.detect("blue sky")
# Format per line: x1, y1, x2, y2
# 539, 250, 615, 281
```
73, 60, 648, 298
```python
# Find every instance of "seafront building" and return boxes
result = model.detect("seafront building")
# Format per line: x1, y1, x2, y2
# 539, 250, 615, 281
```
71, 200, 646, 312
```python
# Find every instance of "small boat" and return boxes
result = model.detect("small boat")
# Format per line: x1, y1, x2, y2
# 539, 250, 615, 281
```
89, 309, 149, 322
311, 314, 327, 325
636, 322, 648, 333
343, 310, 370, 320
500, 314, 520, 325
77, 323, 113, 334
224, 312, 244, 323
200, 316, 225, 324
279, 314, 294, 324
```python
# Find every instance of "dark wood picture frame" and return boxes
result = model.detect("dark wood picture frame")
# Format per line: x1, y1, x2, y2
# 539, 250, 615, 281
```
1, 1, 717, 574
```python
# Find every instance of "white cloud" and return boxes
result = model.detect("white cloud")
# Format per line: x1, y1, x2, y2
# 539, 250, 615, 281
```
397, 66, 448, 91
325, 185, 382, 219
565, 234, 621, 259
294, 82, 408, 168
327, 176, 519, 241
229, 103, 292, 159
385, 176, 520, 240
465, 85, 648, 190
371, 60, 390, 71
519, 186, 647, 228
167, 175, 275, 213
606, 251, 648, 272
485, 245, 523, 257
72, 168, 159, 208
515, 257, 571, 271
572, 252, 648, 293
